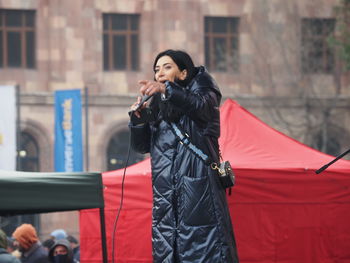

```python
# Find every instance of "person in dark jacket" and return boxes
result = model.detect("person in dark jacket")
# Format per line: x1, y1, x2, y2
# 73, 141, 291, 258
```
50, 229, 67, 241
48, 239, 76, 263
12, 224, 49, 263
66, 235, 80, 262
42, 238, 55, 252
0, 229, 21, 263
129, 49, 239, 263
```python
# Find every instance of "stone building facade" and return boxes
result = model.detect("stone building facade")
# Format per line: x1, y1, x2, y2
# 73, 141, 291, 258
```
0, 0, 349, 239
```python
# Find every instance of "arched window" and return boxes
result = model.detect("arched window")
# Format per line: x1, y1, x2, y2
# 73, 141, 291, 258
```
0, 131, 40, 237
106, 129, 144, 171
18, 131, 40, 171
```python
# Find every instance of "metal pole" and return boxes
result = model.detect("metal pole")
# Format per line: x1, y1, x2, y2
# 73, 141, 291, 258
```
16, 84, 21, 171
15, 85, 24, 227
99, 207, 108, 263
84, 86, 89, 171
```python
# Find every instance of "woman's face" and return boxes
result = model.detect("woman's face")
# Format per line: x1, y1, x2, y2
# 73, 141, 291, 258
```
154, 55, 187, 83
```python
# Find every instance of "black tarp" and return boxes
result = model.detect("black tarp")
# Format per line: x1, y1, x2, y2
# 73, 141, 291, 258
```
0, 171, 104, 215
0, 170, 107, 263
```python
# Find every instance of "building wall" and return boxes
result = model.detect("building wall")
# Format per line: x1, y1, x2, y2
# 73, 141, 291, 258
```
0, 0, 349, 239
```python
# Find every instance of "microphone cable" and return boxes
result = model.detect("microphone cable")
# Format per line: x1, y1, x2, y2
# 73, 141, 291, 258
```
111, 133, 132, 263
111, 96, 152, 263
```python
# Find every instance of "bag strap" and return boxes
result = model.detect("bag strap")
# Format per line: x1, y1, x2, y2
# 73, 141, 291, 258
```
169, 122, 211, 165
170, 122, 234, 193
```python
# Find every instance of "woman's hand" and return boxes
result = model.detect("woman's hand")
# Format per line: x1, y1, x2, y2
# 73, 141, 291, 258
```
130, 96, 143, 118
131, 80, 165, 118
139, 80, 166, 96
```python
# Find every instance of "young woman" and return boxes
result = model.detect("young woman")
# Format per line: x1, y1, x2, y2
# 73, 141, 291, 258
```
129, 49, 239, 263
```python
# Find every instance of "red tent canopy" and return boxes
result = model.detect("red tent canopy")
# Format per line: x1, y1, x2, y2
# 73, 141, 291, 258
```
80, 99, 350, 263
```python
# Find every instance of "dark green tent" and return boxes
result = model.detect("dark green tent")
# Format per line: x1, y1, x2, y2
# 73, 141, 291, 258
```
0, 170, 108, 263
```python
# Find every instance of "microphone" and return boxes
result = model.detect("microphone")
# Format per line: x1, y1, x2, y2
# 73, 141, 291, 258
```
315, 164, 329, 174
315, 148, 350, 174
132, 94, 153, 112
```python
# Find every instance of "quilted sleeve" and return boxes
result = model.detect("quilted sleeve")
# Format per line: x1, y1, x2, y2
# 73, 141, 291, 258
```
162, 77, 220, 123
128, 122, 151, 154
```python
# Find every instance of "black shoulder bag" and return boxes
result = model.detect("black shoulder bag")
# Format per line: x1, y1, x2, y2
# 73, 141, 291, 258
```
169, 122, 235, 189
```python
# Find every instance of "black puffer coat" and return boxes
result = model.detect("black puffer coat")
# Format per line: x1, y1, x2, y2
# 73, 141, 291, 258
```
129, 66, 239, 263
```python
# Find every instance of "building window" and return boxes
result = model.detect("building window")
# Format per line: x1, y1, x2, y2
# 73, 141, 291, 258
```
311, 130, 341, 157
0, 9, 36, 69
103, 14, 140, 71
301, 18, 335, 74
18, 131, 40, 172
205, 16, 239, 72
106, 129, 144, 171
0, 131, 40, 239
0, 214, 40, 240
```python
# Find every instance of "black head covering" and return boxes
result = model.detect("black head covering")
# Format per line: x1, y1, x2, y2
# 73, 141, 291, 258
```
48, 239, 74, 263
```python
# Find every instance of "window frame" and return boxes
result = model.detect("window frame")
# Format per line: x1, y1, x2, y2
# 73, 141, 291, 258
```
204, 16, 240, 73
18, 131, 40, 172
103, 13, 140, 71
301, 18, 336, 74
0, 9, 36, 69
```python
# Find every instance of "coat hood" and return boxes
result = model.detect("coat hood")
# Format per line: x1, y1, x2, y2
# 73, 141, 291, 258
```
193, 66, 221, 98
49, 239, 74, 262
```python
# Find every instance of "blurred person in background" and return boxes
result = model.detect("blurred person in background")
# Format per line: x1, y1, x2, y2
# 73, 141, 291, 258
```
12, 223, 49, 263
50, 229, 67, 241
48, 239, 77, 263
66, 235, 80, 262
6, 236, 21, 259
0, 229, 21, 263
42, 238, 55, 252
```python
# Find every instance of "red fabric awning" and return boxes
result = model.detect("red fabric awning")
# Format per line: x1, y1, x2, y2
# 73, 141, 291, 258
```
80, 99, 350, 263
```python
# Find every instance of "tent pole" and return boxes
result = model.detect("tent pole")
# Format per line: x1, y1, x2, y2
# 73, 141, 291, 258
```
99, 207, 108, 263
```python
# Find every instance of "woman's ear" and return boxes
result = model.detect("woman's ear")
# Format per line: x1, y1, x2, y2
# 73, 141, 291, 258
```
179, 69, 188, 80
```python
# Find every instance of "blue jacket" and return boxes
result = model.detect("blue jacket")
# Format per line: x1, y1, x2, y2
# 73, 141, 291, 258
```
130, 67, 239, 263
0, 248, 21, 263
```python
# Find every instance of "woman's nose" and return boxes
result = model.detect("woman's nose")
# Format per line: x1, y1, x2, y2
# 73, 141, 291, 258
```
157, 67, 164, 76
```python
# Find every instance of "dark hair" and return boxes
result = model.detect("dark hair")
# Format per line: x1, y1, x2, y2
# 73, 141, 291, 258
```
153, 49, 198, 86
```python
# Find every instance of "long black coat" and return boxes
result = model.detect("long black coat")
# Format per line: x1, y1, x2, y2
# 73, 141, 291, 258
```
130, 67, 239, 263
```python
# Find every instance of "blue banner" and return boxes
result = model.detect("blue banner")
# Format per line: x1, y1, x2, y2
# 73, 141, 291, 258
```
54, 89, 83, 172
